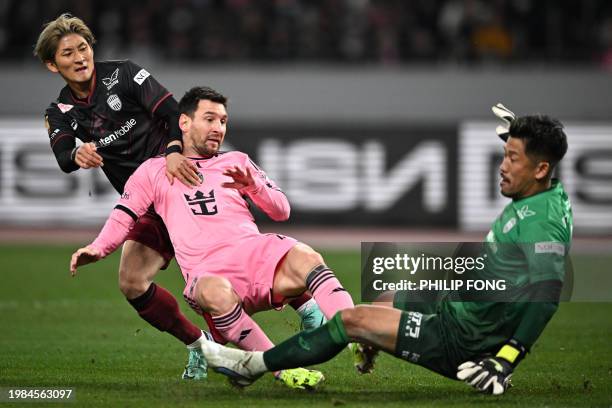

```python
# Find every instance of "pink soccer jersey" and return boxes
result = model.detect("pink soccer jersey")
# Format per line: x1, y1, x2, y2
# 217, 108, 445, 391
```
89, 151, 296, 308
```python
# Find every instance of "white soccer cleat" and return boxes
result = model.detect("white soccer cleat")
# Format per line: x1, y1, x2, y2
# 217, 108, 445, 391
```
199, 340, 265, 387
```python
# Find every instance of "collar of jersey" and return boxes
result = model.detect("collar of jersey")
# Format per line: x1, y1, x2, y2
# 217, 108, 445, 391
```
187, 154, 218, 160
512, 178, 562, 204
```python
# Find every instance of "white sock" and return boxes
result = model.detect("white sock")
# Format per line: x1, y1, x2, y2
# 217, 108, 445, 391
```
187, 330, 214, 349
249, 351, 268, 376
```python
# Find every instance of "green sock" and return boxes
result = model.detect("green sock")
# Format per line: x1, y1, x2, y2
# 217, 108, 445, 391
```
263, 312, 349, 371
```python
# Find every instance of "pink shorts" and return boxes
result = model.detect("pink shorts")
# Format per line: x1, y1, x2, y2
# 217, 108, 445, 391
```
182, 233, 297, 315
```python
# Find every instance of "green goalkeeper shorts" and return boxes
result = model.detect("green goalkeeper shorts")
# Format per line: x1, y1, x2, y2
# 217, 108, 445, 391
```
393, 292, 461, 379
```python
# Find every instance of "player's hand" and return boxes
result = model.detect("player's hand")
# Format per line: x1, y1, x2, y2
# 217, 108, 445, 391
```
222, 166, 255, 190
457, 357, 513, 395
70, 245, 103, 276
74, 142, 104, 169
165, 152, 201, 186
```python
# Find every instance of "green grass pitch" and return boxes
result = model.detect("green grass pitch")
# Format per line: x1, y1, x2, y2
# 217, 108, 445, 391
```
0, 245, 610, 407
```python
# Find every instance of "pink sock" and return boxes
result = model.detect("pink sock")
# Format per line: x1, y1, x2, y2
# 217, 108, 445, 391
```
306, 265, 354, 319
211, 303, 275, 351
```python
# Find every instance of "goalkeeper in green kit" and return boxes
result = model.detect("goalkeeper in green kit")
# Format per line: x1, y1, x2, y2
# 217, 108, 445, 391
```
195, 104, 572, 395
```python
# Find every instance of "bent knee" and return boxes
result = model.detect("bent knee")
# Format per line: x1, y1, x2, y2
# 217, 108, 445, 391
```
196, 276, 240, 315
292, 244, 325, 271
118, 271, 150, 299
118, 244, 164, 298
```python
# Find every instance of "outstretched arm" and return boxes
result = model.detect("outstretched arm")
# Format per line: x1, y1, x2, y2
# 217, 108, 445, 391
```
69, 208, 136, 275
69, 162, 155, 275
457, 279, 563, 395
70, 206, 142, 276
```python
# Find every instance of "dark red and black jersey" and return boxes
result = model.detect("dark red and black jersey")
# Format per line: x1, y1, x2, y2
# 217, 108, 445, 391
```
44, 60, 179, 194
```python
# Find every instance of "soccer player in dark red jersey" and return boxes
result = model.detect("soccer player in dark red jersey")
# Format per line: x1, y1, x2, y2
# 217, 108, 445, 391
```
34, 13, 211, 380
34, 14, 326, 382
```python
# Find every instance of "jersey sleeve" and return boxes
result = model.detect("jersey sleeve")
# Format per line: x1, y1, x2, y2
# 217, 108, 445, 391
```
512, 285, 560, 350
239, 155, 290, 221
89, 161, 155, 257
121, 60, 172, 114
115, 160, 156, 218
120, 60, 181, 144
45, 106, 79, 173
520, 220, 569, 284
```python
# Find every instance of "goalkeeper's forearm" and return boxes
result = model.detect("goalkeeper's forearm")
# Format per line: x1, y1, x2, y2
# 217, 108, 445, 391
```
497, 301, 558, 366
496, 302, 557, 367
498, 281, 561, 367
512, 301, 559, 352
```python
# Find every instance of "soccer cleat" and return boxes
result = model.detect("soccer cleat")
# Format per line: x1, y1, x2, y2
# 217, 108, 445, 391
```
182, 348, 208, 380
199, 339, 266, 387
299, 301, 327, 331
349, 343, 378, 374
182, 330, 214, 380
213, 351, 264, 388
275, 367, 325, 390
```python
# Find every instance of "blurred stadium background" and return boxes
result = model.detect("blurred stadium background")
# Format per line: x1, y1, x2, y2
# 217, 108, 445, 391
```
0, 0, 610, 248
0, 2, 611, 406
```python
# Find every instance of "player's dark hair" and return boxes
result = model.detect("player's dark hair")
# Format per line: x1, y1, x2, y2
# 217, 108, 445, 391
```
509, 115, 568, 176
34, 13, 96, 62
179, 86, 228, 117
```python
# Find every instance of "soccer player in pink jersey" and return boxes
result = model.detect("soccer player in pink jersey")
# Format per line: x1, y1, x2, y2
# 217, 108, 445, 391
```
70, 86, 364, 387
35, 14, 209, 380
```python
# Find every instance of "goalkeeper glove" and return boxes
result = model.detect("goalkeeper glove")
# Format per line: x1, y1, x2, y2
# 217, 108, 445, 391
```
457, 339, 526, 395
492, 102, 516, 141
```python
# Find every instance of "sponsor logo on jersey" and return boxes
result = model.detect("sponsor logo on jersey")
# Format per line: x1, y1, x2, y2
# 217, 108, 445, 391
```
516, 205, 536, 220
96, 118, 137, 147
57, 103, 74, 113
102, 68, 119, 90
107, 94, 122, 111
133, 68, 150, 85
503, 217, 517, 233
70, 119, 78, 130
184, 190, 218, 215
535, 242, 565, 256
121, 191, 130, 200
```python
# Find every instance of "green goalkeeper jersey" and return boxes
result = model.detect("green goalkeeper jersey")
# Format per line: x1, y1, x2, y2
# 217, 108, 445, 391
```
441, 179, 572, 356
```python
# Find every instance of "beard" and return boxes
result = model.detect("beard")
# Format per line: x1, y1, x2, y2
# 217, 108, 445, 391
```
194, 140, 218, 157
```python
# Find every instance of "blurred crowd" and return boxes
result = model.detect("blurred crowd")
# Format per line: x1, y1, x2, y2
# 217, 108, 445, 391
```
4, 0, 612, 67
